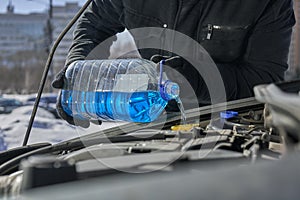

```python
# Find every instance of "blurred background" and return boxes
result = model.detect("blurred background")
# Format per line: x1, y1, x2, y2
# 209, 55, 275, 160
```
0, 0, 91, 149
0, 0, 299, 94
0, 0, 86, 94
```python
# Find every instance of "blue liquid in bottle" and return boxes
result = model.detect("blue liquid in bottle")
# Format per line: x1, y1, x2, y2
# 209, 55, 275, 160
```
61, 59, 180, 123
61, 90, 168, 123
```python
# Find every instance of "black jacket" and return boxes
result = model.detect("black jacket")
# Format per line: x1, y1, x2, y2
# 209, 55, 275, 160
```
66, 0, 295, 103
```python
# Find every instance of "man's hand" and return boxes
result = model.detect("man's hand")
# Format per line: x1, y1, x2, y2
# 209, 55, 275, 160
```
150, 55, 185, 113
56, 90, 90, 128
150, 54, 207, 109
52, 68, 66, 89
150, 55, 183, 68
150, 55, 194, 86
52, 65, 101, 128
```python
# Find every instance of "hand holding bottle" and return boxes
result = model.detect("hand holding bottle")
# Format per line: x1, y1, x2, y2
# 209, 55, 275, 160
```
52, 63, 93, 128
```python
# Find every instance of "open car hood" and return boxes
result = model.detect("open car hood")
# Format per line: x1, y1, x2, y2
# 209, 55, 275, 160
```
1, 80, 300, 199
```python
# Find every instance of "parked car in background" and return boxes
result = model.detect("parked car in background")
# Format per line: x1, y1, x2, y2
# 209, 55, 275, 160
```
0, 97, 23, 114
0, 105, 76, 150
25, 93, 59, 118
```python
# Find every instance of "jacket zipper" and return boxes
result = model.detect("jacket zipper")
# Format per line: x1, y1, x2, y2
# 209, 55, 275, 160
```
206, 24, 250, 40
206, 24, 213, 40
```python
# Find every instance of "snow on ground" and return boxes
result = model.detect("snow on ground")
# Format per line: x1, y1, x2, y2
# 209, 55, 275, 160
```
0, 94, 127, 151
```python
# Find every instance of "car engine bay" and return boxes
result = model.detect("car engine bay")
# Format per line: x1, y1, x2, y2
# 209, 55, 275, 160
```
0, 81, 299, 199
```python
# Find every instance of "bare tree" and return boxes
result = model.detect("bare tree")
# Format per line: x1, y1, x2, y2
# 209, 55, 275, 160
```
0, 50, 47, 94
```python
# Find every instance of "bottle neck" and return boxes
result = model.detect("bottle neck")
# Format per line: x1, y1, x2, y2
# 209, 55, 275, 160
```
159, 60, 180, 101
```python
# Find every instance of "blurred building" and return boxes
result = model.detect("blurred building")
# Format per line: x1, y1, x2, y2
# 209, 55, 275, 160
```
1, 0, 298, 79
287, 0, 300, 80
0, 1, 80, 69
0, 1, 47, 59
51, 2, 81, 70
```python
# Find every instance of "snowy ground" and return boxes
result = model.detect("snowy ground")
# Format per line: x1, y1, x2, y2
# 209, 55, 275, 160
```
0, 30, 147, 151
0, 30, 140, 151
0, 94, 126, 151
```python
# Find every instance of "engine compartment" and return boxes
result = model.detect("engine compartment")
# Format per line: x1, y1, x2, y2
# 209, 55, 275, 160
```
0, 81, 300, 198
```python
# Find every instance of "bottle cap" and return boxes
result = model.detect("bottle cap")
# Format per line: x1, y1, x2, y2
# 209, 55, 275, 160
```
160, 81, 180, 101
220, 111, 238, 119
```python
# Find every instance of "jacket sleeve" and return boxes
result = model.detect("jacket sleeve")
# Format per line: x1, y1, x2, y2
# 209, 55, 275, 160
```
214, 0, 295, 101
66, 0, 125, 66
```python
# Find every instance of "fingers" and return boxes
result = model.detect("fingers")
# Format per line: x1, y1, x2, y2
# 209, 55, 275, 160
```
52, 68, 66, 89
150, 55, 183, 68
56, 92, 75, 125
72, 116, 91, 128
164, 56, 183, 67
90, 119, 102, 126
150, 54, 171, 63
56, 91, 91, 128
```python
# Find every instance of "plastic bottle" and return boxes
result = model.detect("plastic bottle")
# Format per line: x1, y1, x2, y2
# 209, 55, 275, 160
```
61, 58, 180, 123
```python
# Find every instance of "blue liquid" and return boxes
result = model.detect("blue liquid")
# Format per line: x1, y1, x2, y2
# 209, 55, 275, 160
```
61, 90, 168, 123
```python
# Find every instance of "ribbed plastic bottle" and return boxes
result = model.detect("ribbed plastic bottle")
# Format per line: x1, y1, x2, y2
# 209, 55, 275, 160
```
61, 58, 180, 123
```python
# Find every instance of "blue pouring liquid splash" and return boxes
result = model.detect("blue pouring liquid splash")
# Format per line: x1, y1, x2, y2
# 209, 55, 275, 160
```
176, 97, 186, 124
61, 90, 168, 123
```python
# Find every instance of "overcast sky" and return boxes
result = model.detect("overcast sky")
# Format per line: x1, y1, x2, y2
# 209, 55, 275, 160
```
0, 0, 86, 14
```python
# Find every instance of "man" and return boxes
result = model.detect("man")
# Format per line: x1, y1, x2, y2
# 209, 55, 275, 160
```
52, 0, 295, 127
